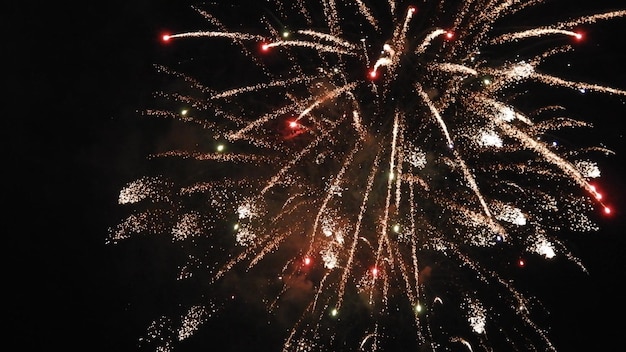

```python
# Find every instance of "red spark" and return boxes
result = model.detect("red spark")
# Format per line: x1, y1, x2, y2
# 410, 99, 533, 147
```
574, 31, 583, 41
589, 184, 603, 200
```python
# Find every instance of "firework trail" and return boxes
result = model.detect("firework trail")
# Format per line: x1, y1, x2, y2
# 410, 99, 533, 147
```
109, 1, 624, 351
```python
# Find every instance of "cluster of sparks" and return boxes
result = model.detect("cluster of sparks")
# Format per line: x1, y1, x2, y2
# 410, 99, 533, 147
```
109, 1, 625, 351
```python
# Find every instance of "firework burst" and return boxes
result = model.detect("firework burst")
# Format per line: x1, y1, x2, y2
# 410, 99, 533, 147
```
109, 1, 624, 351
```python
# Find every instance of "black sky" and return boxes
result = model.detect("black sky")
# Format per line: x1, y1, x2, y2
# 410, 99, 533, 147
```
8, 0, 626, 351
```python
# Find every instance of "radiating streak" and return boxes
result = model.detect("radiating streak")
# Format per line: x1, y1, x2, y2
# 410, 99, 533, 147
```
416, 29, 447, 53
220, 228, 294, 280
452, 0, 476, 29
394, 116, 405, 210
402, 174, 430, 191
229, 103, 303, 141
494, 117, 599, 201
487, 0, 543, 22
337, 152, 381, 309
398, 4, 416, 45
492, 10, 626, 44
416, 83, 454, 147
450, 337, 474, 352
191, 6, 272, 73
297, 30, 359, 50
307, 141, 361, 256
151, 150, 272, 163
310, 272, 332, 314
455, 205, 508, 240
353, 0, 379, 30
391, 241, 416, 304
153, 64, 213, 94
264, 40, 355, 56
434, 63, 478, 76
491, 28, 581, 44
143, 109, 216, 130
387, 0, 395, 14
192, 6, 222, 27
351, 110, 366, 138
210, 76, 319, 100
321, 0, 340, 36
298, 82, 358, 119
420, 85, 495, 221
553, 10, 626, 28
481, 98, 534, 125
276, 194, 308, 218
359, 332, 377, 351
166, 31, 265, 41
533, 73, 626, 96
452, 149, 494, 219
407, 182, 424, 340
372, 57, 392, 75
371, 114, 400, 301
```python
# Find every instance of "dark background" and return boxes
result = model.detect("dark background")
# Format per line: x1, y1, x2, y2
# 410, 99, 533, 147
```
7, 0, 625, 350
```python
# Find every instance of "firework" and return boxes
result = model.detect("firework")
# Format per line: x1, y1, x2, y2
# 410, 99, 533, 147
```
109, 1, 624, 351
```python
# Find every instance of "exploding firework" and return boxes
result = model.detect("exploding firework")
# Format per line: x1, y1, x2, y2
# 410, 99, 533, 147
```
109, 1, 625, 351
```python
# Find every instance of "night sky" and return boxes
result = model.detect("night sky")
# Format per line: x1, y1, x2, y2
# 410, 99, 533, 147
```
8, 0, 626, 351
